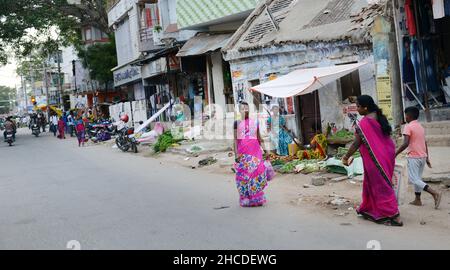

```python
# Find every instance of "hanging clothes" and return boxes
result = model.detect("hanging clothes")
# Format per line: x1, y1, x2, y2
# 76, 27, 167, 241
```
445, 0, 450, 16
410, 38, 424, 93
422, 38, 440, 93
432, 0, 445, 19
405, 0, 417, 36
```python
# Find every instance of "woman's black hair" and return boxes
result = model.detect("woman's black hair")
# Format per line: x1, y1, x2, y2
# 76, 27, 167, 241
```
239, 101, 249, 106
357, 95, 392, 136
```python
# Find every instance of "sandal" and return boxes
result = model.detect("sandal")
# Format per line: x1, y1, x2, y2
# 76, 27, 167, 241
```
385, 218, 403, 227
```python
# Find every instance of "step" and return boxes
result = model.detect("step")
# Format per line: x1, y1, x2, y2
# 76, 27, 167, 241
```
426, 134, 450, 147
422, 121, 450, 136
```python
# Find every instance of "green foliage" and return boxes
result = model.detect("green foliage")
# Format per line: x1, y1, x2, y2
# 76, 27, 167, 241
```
0, 0, 110, 64
75, 36, 117, 85
0, 86, 16, 114
153, 132, 175, 153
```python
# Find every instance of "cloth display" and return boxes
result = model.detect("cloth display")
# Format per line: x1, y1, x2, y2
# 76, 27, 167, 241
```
405, 0, 417, 36
432, 0, 445, 19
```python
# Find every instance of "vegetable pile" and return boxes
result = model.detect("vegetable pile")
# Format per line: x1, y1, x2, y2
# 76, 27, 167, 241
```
328, 129, 354, 142
153, 132, 176, 153
277, 159, 324, 174
334, 147, 361, 159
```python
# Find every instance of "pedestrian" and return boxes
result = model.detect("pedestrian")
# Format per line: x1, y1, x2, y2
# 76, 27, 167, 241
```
395, 107, 442, 208
57, 116, 66, 139
75, 117, 85, 147
51, 114, 58, 136
342, 95, 403, 226
233, 101, 269, 207
67, 112, 75, 137
63, 112, 69, 134
267, 104, 293, 156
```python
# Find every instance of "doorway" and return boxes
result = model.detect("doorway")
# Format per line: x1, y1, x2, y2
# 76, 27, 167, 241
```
297, 90, 321, 143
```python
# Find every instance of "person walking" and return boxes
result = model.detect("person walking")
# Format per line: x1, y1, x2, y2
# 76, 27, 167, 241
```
395, 107, 442, 208
233, 102, 269, 207
50, 114, 58, 136
75, 117, 85, 147
67, 112, 75, 137
342, 95, 403, 226
57, 116, 66, 139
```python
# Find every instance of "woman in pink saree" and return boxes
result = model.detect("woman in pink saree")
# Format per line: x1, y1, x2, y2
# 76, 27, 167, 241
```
343, 95, 402, 226
233, 102, 268, 207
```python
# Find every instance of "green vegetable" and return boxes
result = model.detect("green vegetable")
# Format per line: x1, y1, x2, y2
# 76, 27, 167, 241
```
154, 132, 175, 153
335, 147, 361, 159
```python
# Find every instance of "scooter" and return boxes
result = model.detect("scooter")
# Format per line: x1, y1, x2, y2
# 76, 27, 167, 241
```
31, 124, 40, 137
4, 131, 14, 146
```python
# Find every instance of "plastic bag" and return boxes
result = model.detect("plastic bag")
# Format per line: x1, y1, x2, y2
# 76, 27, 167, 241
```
265, 160, 275, 181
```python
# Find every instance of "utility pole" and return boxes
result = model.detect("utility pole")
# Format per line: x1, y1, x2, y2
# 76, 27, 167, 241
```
43, 61, 50, 120
21, 75, 28, 112
57, 48, 64, 109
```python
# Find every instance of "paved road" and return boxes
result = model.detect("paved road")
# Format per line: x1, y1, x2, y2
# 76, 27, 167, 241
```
1, 129, 449, 250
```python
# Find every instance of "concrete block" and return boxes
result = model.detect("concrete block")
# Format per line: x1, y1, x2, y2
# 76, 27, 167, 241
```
311, 176, 327, 186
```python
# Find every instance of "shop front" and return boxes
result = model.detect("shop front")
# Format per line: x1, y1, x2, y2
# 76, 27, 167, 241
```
113, 64, 144, 103
394, 0, 450, 120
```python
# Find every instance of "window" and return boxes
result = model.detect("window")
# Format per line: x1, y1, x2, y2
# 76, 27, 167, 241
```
85, 28, 92, 41
143, 3, 160, 28
340, 70, 361, 102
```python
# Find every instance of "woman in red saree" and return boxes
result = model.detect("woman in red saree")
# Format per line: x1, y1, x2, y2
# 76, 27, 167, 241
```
57, 117, 66, 139
343, 95, 403, 226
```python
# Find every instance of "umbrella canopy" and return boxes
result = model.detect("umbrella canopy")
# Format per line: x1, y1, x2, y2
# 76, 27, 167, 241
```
250, 62, 368, 98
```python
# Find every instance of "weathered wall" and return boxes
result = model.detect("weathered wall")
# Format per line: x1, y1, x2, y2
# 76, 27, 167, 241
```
211, 52, 227, 112
227, 42, 376, 133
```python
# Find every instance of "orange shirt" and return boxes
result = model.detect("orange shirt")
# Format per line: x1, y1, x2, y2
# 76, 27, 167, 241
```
402, 120, 427, 158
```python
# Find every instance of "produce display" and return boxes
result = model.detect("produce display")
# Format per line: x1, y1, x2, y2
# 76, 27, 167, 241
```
328, 129, 354, 142
277, 159, 324, 174
153, 131, 176, 153
334, 147, 361, 159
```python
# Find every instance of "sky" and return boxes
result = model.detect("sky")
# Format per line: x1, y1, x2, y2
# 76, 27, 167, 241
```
0, 61, 20, 89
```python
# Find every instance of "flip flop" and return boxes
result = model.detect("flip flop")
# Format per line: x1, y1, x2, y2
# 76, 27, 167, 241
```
434, 192, 442, 210
385, 218, 404, 227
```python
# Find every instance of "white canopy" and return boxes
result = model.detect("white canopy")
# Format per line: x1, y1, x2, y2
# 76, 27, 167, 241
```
250, 62, 368, 98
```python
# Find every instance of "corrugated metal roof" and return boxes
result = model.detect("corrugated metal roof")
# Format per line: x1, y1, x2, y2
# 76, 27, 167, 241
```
223, 0, 387, 56
176, 33, 233, 57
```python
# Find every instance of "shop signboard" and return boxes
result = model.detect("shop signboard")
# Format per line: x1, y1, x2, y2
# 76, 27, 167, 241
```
113, 65, 142, 87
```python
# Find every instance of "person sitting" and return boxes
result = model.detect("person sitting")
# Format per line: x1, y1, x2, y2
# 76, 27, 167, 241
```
298, 125, 328, 160
3, 116, 16, 141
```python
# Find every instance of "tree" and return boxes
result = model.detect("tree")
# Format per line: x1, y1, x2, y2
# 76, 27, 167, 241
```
76, 36, 117, 89
0, 0, 110, 64
0, 86, 16, 114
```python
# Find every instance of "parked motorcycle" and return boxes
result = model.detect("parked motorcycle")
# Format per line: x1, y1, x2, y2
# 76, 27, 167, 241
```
31, 123, 40, 137
115, 126, 139, 153
4, 130, 14, 146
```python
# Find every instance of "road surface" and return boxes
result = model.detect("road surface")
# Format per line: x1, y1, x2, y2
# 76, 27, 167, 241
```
1, 128, 449, 249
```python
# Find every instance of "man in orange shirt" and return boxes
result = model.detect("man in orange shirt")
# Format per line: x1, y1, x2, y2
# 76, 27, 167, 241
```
396, 107, 442, 209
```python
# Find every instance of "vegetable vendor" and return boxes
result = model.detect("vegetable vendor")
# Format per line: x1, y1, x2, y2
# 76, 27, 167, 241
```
297, 124, 327, 160
267, 104, 292, 156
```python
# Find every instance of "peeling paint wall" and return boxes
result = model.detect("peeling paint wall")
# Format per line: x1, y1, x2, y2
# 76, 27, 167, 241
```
227, 42, 377, 135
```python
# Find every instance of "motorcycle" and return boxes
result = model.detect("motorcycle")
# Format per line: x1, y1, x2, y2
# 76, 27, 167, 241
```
31, 123, 40, 137
4, 131, 14, 146
115, 126, 139, 153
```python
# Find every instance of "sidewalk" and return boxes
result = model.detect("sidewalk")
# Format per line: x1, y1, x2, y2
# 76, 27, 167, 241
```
128, 141, 450, 229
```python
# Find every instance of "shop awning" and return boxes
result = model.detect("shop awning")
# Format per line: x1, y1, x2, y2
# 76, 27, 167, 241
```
250, 62, 368, 98
176, 33, 233, 57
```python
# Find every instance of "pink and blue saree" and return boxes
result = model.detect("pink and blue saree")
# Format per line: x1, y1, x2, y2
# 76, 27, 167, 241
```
355, 117, 400, 222
235, 118, 268, 207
